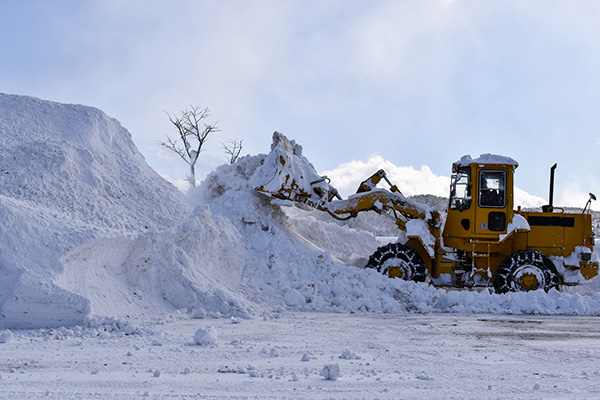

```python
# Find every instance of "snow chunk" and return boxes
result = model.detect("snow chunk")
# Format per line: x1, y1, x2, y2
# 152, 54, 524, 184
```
553, 247, 600, 285
499, 214, 530, 241
194, 326, 218, 346
563, 246, 594, 267
0, 330, 13, 343
321, 363, 341, 380
251, 131, 338, 208
340, 349, 361, 360
405, 219, 436, 257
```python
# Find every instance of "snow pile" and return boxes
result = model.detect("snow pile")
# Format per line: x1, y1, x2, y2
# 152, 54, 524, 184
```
191, 154, 419, 314
431, 287, 600, 315
0, 93, 191, 328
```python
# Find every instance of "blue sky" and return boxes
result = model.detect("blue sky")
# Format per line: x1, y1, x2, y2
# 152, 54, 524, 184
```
1, 1, 599, 207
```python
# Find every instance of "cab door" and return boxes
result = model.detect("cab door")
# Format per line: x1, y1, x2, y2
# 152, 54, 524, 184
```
475, 169, 508, 235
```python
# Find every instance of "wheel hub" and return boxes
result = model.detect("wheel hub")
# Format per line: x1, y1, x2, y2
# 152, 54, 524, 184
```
382, 258, 411, 280
519, 273, 539, 291
388, 266, 403, 279
512, 265, 544, 291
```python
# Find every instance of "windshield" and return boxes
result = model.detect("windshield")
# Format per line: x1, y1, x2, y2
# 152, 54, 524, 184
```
479, 171, 506, 208
450, 167, 471, 210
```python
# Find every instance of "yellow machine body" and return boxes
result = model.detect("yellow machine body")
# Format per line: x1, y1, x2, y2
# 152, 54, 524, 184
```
433, 157, 598, 286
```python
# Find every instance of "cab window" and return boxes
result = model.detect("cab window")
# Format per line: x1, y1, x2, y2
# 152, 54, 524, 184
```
450, 167, 471, 210
479, 171, 505, 208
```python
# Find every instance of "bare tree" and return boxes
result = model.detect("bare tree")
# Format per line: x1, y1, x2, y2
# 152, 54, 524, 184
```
161, 106, 219, 188
222, 139, 243, 165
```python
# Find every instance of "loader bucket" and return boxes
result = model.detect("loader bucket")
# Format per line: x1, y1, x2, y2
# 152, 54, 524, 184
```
252, 132, 339, 209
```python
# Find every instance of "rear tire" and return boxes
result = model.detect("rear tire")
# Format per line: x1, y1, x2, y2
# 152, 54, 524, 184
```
494, 250, 560, 294
365, 243, 428, 282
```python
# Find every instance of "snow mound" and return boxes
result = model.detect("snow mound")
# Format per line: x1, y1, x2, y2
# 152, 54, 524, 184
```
0, 94, 191, 328
192, 154, 410, 314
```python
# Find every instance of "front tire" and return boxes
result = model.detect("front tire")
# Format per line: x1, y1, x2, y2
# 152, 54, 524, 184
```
365, 243, 428, 282
494, 250, 560, 294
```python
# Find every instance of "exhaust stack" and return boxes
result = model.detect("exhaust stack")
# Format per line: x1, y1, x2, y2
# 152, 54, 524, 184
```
542, 163, 557, 213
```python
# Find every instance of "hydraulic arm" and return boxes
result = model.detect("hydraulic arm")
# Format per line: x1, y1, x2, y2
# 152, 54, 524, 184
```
253, 132, 439, 232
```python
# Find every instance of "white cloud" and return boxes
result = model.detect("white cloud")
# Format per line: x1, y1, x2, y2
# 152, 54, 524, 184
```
320, 155, 450, 198
557, 183, 598, 210
513, 187, 545, 209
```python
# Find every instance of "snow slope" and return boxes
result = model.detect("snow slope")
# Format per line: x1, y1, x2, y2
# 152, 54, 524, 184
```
0, 93, 191, 328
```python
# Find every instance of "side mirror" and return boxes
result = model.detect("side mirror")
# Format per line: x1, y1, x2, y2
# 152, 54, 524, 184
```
583, 193, 596, 213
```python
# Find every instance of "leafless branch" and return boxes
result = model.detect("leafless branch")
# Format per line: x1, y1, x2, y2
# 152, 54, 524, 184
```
222, 139, 244, 165
160, 136, 190, 165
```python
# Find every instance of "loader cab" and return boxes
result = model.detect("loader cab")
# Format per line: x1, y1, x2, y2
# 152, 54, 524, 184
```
444, 155, 518, 246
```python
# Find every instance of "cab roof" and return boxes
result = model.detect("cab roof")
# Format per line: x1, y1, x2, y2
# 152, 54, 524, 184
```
455, 154, 519, 168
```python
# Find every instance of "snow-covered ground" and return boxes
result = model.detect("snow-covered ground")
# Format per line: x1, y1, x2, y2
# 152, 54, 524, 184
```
1, 312, 600, 399
1, 94, 600, 398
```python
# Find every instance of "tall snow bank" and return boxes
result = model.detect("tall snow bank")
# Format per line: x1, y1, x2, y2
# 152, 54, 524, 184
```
0, 94, 191, 328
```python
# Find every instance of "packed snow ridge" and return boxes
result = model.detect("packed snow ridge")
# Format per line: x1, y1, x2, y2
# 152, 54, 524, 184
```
0, 93, 192, 328
1, 94, 599, 330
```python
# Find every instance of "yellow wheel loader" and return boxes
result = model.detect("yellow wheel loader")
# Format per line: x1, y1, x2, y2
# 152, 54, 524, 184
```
254, 132, 598, 293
